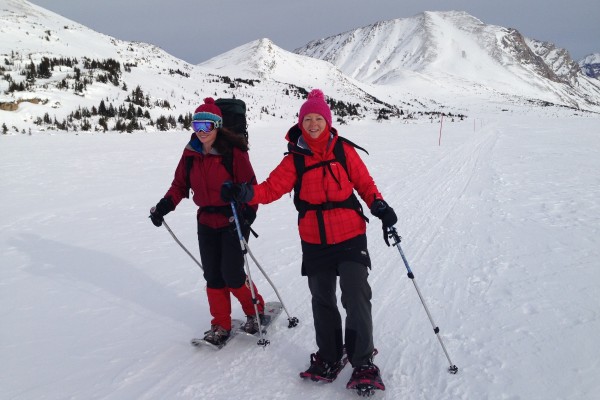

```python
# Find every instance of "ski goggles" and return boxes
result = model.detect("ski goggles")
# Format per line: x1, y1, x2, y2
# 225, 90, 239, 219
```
192, 120, 222, 133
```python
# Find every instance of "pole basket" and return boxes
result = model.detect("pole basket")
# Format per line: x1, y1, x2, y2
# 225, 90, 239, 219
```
288, 317, 299, 328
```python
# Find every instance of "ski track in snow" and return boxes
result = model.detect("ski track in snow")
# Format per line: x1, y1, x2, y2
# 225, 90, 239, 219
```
2, 115, 600, 399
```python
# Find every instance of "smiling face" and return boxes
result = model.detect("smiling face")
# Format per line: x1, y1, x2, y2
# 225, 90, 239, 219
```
196, 128, 217, 148
301, 113, 327, 139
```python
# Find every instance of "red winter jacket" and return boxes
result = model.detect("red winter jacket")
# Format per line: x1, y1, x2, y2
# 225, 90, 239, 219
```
250, 126, 383, 245
164, 134, 258, 229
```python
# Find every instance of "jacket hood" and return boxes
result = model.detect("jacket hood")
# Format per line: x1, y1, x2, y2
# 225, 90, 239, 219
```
184, 132, 221, 155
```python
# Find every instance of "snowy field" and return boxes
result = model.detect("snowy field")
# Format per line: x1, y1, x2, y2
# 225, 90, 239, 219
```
1, 113, 599, 399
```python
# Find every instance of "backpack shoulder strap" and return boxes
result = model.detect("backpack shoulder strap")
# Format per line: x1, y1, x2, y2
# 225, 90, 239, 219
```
291, 152, 305, 214
337, 136, 369, 156
334, 136, 369, 180
221, 151, 234, 179
333, 138, 347, 171
184, 156, 194, 198
290, 135, 363, 199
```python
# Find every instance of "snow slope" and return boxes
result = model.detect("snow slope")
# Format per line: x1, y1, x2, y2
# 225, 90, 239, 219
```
2, 108, 600, 399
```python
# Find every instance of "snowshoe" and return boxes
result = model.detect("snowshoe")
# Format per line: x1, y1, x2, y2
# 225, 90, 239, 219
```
242, 313, 268, 335
203, 324, 230, 345
190, 320, 242, 350
237, 301, 282, 337
346, 362, 385, 397
299, 351, 348, 383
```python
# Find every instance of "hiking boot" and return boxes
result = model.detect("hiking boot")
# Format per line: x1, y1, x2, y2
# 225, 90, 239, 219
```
299, 352, 346, 382
346, 362, 385, 391
202, 325, 230, 346
242, 313, 267, 334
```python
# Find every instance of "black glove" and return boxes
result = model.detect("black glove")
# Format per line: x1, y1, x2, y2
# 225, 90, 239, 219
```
220, 181, 254, 203
370, 199, 397, 228
149, 197, 175, 227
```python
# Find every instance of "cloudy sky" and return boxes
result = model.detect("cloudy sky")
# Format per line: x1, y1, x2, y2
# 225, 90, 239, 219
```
29, 0, 599, 64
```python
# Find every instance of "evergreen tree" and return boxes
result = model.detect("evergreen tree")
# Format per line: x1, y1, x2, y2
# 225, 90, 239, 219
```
156, 116, 168, 131
25, 61, 36, 83
131, 85, 145, 106
81, 119, 91, 131
98, 117, 108, 132
126, 103, 136, 120
98, 100, 107, 116
37, 57, 52, 79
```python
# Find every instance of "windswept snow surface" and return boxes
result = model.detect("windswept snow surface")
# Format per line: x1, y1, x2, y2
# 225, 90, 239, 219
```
1, 113, 600, 399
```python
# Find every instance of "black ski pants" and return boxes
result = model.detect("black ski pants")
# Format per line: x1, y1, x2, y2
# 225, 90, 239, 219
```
197, 223, 247, 289
307, 260, 374, 367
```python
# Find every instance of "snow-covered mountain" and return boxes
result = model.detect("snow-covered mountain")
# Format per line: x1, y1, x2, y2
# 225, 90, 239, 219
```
295, 11, 600, 111
0, 0, 405, 134
1, 2, 599, 135
198, 38, 412, 118
579, 53, 600, 79
201, 38, 371, 99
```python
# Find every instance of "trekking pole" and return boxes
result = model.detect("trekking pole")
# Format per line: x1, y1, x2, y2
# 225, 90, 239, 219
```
229, 201, 269, 347
243, 238, 299, 328
150, 209, 203, 270
386, 226, 459, 374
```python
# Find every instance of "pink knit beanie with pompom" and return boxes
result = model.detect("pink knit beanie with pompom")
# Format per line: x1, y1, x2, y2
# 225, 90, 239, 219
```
298, 89, 332, 127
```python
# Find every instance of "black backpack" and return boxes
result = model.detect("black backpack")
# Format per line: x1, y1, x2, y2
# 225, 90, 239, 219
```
215, 98, 248, 141
185, 98, 248, 191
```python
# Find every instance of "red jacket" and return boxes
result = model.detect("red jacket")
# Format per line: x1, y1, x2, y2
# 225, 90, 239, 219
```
251, 126, 383, 244
165, 134, 258, 229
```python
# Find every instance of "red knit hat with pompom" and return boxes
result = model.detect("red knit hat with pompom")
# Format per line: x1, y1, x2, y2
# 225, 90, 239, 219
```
298, 89, 332, 127
193, 97, 223, 125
